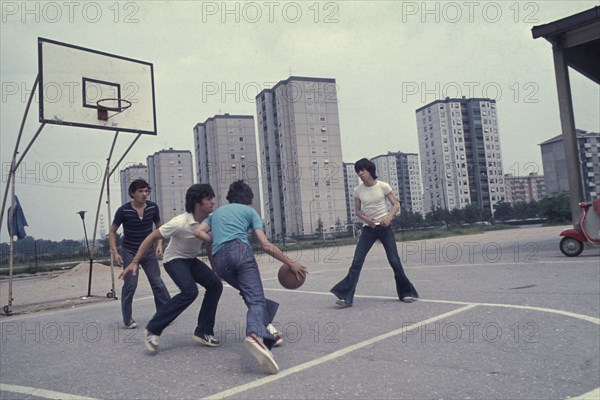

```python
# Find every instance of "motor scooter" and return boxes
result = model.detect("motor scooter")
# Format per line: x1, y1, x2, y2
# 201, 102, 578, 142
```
559, 198, 600, 257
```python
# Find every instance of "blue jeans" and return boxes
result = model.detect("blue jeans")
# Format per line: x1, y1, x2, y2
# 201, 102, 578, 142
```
146, 258, 223, 336
213, 241, 279, 350
331, 225, 418, 304
120, 246, 171, 325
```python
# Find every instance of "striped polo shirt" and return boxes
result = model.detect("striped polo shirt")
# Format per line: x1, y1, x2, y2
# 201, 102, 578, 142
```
112, 200, 161, 251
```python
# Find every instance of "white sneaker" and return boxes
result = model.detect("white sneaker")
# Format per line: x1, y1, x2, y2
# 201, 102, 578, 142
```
244, 334, 279, 374
144, 329, 159, 353
267, 324, 283, 347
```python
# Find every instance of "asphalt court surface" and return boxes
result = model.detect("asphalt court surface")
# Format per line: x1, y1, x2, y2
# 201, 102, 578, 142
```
1, 226, 599, 399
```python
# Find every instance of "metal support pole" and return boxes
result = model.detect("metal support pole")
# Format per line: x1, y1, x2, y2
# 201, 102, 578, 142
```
552, 42, 584, 224
99, 132, 120, 300
4, 160, 17, 315
0, 76, 39, 231
77, 211, 93, 297
1, 76, 39, 315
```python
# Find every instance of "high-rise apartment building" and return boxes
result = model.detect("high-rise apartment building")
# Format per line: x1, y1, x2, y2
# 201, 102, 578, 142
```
372, 152, 424, 216
504, 173, 546, 204
343, 162, 361, 224
540, 129, 599, 201
256, 76, 347, 240
372, 154, 401, 211
119, 163, 149, 204
147, 148, 194, 222
193, 114, 261, 214
416, 97, 505, 214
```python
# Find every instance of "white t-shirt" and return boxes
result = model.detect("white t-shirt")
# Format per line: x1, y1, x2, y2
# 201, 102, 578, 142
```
354, 180, 393, 225
159, 212, 205, 263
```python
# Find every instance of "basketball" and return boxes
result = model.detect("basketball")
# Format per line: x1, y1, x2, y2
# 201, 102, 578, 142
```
278, 264, 305, 289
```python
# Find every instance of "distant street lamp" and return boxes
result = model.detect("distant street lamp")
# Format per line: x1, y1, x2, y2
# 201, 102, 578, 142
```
76, 211, 94, 297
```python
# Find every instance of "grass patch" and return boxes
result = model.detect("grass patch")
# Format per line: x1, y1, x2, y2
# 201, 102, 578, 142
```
0, 258, 111, 277
268, 224, 514, 253
0, 261, 80, 277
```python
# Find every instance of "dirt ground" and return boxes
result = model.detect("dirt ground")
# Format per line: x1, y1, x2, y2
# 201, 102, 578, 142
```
0, 262, 122, 315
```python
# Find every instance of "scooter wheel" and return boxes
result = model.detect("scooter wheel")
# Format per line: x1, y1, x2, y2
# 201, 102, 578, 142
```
559, 237, 584, 257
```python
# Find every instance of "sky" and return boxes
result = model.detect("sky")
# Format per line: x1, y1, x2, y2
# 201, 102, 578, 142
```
1, 0, 599, 242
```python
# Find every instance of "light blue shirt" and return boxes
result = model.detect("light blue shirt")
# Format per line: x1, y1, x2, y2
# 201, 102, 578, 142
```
206, 203, 263, 255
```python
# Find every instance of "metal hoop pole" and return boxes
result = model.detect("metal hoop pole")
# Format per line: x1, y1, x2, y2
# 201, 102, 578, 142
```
1, 76, 39, 315
0, 76, 39, 232
94, 132, 120, 299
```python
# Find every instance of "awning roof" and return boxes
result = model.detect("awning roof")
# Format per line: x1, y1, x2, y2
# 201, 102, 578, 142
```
532, 6, 600, 84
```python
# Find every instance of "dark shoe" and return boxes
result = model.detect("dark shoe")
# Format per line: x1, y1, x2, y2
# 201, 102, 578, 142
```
193, 332, 221, 347
401, 296, 416, 303
144, 329, 159, 353
244, 333, 279, 374
335, 299, 353, 308
124, 320, 138, 329
267, 324, 283, 347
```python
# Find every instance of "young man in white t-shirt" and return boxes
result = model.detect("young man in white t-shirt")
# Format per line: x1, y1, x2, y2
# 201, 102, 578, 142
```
331, 158, 419, 307
120, 184, 223, 353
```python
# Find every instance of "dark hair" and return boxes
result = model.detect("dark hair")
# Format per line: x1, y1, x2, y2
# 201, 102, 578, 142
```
185, 183, 215, 212
128, 179, 150, 198
226, 180, 253, 205
354, 158, 377, 179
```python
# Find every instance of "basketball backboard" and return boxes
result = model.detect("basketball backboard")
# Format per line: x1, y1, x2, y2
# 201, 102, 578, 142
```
38, 37, 157, 135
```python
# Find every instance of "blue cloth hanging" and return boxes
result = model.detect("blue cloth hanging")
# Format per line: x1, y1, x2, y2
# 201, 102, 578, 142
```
7, 195, 28, 240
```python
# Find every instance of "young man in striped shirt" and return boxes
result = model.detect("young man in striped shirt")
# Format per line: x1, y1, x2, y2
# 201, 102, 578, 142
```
109, 179, 171, 329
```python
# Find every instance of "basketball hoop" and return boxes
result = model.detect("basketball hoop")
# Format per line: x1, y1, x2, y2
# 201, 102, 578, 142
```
96, 98, 132, 121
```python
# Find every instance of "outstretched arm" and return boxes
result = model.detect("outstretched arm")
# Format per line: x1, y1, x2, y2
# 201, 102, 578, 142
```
255, 229, 308, 280
119, 229, 164, 279
194, 221, 217, 272
194, 221, 212, 243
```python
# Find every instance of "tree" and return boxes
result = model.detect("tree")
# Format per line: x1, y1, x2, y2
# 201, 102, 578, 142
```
98, 233, 121, 254
539, 191, 572, 223
335, 218, 342, 232
315, 217, 324, 238
449, 208, 464, 226
493, 201, 512, 222
396, 208, 424, 229
513, 202, 530, 220
481, 208, 492, 224
463, 204, 481, 224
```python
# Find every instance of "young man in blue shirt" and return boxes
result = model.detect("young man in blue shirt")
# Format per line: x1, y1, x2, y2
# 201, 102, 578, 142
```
195, 180, 307, 374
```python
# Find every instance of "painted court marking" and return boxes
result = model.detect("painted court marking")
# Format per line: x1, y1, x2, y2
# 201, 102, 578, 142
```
2, 293, 598, 400
201, 304, 478, 400
199, 288, 600, 400
2, 263, 598, 399
0, 384, 99, 400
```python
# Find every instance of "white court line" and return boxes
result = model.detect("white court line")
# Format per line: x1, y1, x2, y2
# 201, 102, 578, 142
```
200, 304, 478, 400
201, 289, 600, 400
265, 288, 600, 325
571, 388, 600, 400
3, 273, 597, 399
308, 258, 600, 273
0, 383, 99, 400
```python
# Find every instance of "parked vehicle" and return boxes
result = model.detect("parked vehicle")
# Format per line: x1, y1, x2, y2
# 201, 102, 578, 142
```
559, 199, 600, 257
